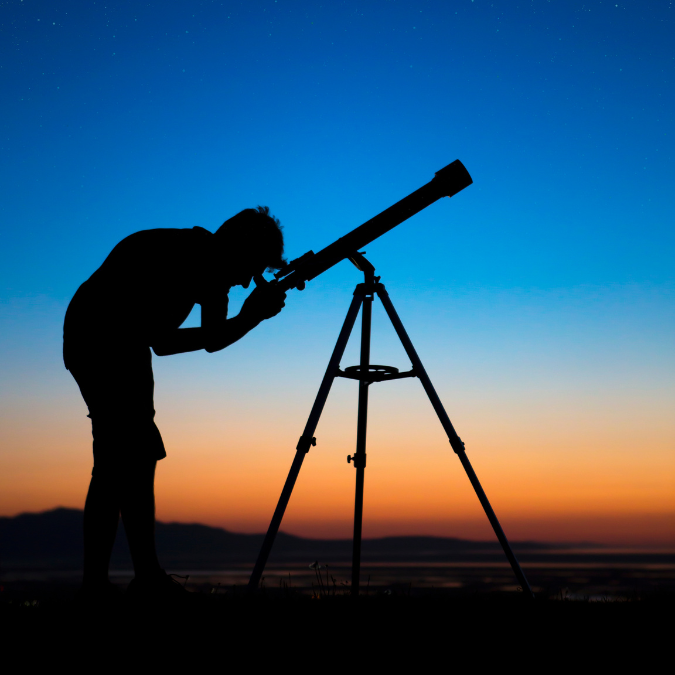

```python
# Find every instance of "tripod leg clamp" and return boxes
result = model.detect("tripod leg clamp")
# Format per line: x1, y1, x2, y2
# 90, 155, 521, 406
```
347, 453, 366, 468
297, 435, 317, 453
449, 437, 465, 455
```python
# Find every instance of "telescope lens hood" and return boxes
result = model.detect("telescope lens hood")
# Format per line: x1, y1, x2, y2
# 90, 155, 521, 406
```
433, 160, 473, 198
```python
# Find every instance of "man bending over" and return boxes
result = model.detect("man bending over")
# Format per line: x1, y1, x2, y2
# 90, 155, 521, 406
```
63, 207, 287, 600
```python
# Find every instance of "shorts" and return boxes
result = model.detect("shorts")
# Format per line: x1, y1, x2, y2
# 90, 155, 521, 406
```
64, 338, 167, 473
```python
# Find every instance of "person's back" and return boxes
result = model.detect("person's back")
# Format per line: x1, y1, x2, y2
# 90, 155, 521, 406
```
65, 208, 287, 602
65, 227, 210, 350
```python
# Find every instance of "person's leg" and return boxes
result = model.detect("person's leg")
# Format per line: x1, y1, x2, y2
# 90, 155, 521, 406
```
120, 459, 162, 580
82, 472, 121, 587
68, 340, 166, 588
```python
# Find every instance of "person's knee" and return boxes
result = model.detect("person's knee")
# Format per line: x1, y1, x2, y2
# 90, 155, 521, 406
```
91, 458, 154, 495
89, 467, 122, 494
116, 459, 157, 498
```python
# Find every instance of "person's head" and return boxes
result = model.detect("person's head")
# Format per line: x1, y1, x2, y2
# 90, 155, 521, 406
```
215, 206, 286, 288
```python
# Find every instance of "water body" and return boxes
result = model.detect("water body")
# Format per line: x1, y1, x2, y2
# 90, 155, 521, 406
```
4, 549, 673, 599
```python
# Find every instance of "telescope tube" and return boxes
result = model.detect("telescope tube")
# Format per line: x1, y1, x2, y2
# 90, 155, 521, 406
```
278, 160, 472, 291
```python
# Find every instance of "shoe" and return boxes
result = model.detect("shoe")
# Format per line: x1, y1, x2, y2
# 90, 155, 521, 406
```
127, 570, 189, 602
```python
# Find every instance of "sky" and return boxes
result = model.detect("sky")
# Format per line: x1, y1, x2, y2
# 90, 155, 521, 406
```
1, 0, 673, 547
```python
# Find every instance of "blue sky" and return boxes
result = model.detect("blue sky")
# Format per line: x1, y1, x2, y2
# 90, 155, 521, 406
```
1, 1, 673, 541
2, 0, 672, 297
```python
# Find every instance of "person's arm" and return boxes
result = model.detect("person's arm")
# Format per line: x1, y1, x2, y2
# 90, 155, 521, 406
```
151, 284, 285, 356
150, 314, 260, 356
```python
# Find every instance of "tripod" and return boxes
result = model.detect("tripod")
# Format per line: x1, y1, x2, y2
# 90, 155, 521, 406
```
248, 253, 534, 598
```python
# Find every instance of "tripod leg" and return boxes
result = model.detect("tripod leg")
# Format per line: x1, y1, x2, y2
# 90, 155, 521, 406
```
351, 291, 373, 596
377, 285, 535, 599
247, 293, 364, 591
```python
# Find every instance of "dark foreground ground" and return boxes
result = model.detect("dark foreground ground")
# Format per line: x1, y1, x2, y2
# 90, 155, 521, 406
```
1, 578, 671, 669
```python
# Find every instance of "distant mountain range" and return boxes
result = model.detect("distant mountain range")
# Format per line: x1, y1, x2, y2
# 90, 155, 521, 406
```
0, 508, 555, 570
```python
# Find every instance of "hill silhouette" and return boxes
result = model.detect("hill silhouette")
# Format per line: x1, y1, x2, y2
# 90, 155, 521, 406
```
0, 508, 553, 570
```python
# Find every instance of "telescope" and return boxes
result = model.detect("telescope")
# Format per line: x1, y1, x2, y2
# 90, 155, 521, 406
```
247, 160, 535, 600
255, 159, 473, 292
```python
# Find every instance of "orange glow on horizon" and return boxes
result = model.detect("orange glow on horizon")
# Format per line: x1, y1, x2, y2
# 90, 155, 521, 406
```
2, 402, 673, 547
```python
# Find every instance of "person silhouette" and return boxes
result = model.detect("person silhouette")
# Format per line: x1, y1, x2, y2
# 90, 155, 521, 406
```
63, 206, 287, 600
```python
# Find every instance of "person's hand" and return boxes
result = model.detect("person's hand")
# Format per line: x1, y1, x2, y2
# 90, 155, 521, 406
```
240, 283, 287, 324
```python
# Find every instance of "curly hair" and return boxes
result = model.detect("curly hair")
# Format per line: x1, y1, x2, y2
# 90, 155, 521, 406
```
216, 206, 287, 271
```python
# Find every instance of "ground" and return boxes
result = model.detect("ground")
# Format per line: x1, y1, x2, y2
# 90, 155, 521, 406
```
1, 580, 670, 669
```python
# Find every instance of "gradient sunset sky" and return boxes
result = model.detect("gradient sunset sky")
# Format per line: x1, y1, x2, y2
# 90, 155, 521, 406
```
1, 1, 673, 546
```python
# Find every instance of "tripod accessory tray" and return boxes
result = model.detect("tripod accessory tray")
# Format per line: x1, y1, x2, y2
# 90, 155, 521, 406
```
338, 364, 416, 383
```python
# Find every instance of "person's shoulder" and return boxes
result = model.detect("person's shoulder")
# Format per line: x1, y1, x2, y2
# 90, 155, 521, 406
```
126, 227, 206, 239
119, 227, 213, 247
191, 226, 213, 238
